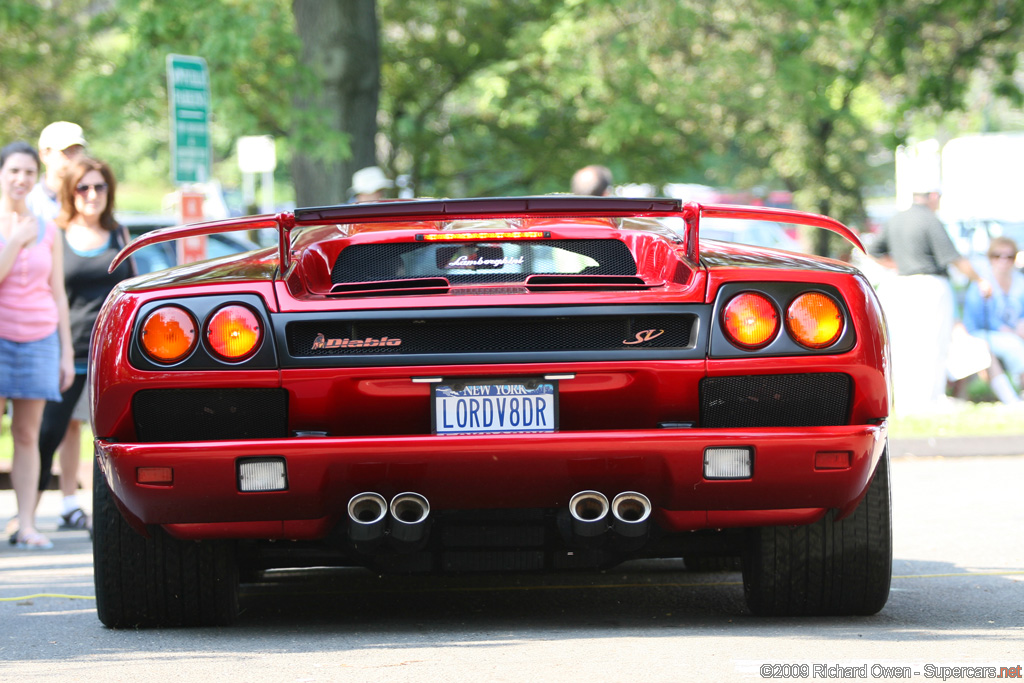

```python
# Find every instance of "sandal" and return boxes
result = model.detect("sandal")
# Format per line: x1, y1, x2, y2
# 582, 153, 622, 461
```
15, 532, 54, 550
60, 508, 92, 532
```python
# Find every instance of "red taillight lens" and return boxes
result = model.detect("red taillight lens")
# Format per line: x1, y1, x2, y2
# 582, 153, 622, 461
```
787, 292, 844, 349
140, 306, 197, 363
206, 305, 262, 360
722, 292, 779, 349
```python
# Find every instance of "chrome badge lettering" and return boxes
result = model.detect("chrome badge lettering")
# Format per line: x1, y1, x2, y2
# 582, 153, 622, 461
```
312, 333, 402, 350
447, 255, 525, 268
623, 329, 665, 345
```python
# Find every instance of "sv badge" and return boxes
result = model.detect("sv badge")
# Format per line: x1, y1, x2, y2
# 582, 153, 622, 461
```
623, 329, 665, 345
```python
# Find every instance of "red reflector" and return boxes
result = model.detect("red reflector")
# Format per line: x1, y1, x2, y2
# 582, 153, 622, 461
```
814, 451, 851, 470
137, 467, 174, 485
418, 231, 550, 241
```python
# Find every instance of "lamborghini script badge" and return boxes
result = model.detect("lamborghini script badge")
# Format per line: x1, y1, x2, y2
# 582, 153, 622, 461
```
622, 329, 665, 345
312, 333, 402, 349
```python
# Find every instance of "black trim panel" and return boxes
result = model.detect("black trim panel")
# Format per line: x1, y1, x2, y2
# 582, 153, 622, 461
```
708, 282, 856, 358
128, 294, 278, 371
273, 304, 711, 368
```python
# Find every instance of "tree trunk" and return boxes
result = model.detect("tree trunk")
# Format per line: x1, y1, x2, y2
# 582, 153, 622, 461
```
291, 0, 380, 207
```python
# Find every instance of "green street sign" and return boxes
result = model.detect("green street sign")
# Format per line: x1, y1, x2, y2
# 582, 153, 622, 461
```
166, 54, 212, 184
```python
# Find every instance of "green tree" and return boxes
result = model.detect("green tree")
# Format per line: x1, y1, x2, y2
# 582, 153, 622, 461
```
4, 0, 370, 207
78, 0, 313, 203
291, 0, 380, 205
453, 0, 1024, 253
4, 0, 1023, 239
377, 0, 564, 197
0, 1, 91, 145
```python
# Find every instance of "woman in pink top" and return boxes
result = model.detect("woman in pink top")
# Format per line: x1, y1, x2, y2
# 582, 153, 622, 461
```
0, 141, 73, 550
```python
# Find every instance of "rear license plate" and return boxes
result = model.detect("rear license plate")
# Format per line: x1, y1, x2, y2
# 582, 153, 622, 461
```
433, 379, 558, 435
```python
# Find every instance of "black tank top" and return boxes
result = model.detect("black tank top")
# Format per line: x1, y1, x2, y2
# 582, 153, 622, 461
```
64, 226, 135, 364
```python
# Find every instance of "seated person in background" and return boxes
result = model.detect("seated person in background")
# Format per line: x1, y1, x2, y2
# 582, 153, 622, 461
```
962, 236, 1024, 399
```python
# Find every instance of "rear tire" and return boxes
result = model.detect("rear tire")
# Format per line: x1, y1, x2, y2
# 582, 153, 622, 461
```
742, 446, 892, 616
93, 458, 239, 627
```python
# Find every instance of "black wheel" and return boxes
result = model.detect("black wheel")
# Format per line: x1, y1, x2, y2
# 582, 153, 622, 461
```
93, 458, 239, 628
742, 446, 892, 616
684, 555, 742, 572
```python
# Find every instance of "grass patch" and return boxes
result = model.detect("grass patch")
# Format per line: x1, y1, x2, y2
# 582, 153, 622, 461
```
887, 401, 1024, 439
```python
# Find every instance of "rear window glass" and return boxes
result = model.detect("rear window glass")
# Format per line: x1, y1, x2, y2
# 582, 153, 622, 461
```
332, 239, 637, 285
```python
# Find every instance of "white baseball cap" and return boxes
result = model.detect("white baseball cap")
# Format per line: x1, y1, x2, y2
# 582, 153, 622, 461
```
350, 166, 393, 195
911, 182, 942, 195
38, 121, 87, 152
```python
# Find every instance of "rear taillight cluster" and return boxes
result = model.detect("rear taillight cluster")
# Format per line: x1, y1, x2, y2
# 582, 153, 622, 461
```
141, 304, 263, 364
722, 291, 844, 351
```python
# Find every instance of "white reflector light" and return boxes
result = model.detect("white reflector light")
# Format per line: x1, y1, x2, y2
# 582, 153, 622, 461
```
238, 458, 287, 492
704, 448, 753, 479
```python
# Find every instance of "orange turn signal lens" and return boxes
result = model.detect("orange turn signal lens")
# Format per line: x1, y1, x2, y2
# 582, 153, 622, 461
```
722, 292, 779, 349
137, 466, 174, 485
140, 306, 197, 363
787, 292, 844, 349
206, 305, 262, 360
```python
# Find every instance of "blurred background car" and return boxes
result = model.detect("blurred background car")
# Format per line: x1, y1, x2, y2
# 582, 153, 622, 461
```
116, 213, 262, 274
697, 218, 806, 253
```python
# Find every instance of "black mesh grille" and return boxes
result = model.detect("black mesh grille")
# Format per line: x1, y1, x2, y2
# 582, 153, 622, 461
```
331, 239, 636, 285
288, 313, 694, 356
132, 389, 289, 442
699, 373, 851, 427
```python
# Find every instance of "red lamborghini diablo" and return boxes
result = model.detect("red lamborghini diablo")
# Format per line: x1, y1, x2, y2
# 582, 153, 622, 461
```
89, 196, 892, 627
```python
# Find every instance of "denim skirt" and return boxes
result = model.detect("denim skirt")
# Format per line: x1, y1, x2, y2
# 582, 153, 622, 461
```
0, 332, 62, 401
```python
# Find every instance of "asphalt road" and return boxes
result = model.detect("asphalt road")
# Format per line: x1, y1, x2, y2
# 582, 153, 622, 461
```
1, 454, 1022, 682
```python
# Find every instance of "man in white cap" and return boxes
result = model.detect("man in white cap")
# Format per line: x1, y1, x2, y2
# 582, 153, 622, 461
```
869, 182, 991, 413
349, 166, 393, 203
27, 121, 87, 222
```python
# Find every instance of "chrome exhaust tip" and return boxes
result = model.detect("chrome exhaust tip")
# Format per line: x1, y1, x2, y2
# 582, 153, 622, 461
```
389, 492, 431, 544
347, 492, 388, 542
611, 491, 652, 538
569, 490, 610, 537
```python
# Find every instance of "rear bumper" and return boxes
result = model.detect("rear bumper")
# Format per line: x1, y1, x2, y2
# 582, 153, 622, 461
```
97, 423, 886, 540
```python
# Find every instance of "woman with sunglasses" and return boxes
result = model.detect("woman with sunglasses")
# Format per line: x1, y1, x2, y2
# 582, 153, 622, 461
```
0, 141, 75, 550
962, 236, 1024, 400
35, 157, 135, 535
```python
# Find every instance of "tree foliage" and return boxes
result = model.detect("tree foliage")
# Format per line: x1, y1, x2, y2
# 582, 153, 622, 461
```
0, 1, 91, 144
2, 0, 1022, 247
79, 0, 310, 198
291, 0, 380, 205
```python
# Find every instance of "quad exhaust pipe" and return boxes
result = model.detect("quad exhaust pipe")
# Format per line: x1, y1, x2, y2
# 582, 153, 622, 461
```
567, 489, 652, 543
569, 490, 611, 537
347, 488, 651, 552
389, 492, 431, 544
347, 492, 389, 543
347, 491, 431, 549
610, 491, 652, 538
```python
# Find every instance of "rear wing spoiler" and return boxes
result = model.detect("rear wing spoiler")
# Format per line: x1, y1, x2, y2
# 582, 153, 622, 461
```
108, 197, 864, 273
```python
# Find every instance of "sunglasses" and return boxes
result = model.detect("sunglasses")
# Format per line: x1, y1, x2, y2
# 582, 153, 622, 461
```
75, 182, 108, 195
989, 253, 1016, 261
